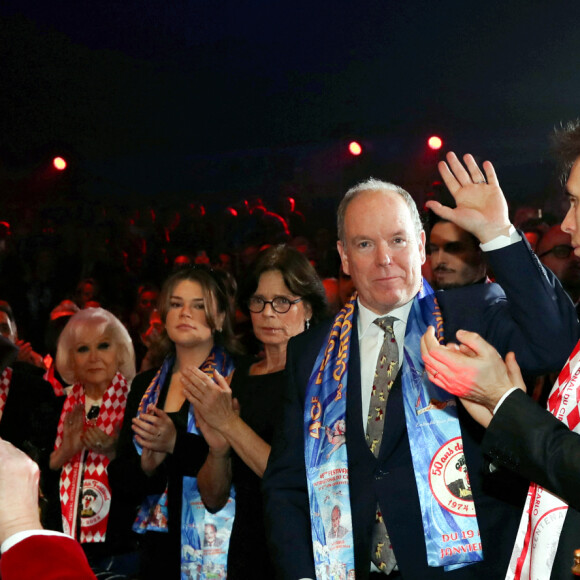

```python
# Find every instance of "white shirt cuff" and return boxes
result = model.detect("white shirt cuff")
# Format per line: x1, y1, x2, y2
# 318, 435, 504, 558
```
1, 530, 71, 554
480, 225, 519, 251
493, 387, 520, 415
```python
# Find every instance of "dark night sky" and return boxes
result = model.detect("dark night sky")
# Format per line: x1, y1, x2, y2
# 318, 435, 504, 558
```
1, 0, 580, 201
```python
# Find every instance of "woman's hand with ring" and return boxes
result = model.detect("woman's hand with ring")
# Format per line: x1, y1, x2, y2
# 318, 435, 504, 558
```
132, 404, 177, 454
181, 367, 237, 434
81, 427, 117, 458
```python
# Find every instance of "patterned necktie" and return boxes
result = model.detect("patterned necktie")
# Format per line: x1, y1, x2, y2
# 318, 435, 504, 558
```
366, 316, 399, 455
366, 316, 399, 574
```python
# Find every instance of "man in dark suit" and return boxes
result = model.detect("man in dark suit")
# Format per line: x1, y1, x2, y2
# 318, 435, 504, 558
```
419, 120, 580, 580
262, 151, 578, 579
422, 328, 580, 580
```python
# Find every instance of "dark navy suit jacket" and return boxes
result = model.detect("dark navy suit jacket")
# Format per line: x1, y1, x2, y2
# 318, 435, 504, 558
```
262, 238, 579, 579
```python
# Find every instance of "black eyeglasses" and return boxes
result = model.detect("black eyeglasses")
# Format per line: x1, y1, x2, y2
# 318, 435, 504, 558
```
247, 296, 302, 314
538, 244, 574, 259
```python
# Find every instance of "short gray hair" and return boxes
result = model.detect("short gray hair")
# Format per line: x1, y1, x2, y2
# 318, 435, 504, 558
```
337, 178, 424, 243
56, 307, 136, 385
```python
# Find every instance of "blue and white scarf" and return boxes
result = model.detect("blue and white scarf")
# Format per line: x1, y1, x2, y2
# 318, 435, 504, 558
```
304, 283, 482, 578
133, 348, 236, 580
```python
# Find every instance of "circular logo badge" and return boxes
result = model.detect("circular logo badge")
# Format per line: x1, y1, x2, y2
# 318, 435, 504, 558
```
80, 479, 111, 526
429, 437, 475, 516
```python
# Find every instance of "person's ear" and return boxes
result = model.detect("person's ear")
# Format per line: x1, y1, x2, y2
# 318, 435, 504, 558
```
337, 240, 350, 275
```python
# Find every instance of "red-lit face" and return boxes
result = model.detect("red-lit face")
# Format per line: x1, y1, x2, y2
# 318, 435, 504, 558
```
79, 283, 96, 307
337, 190, 426, 315
173, 255, 191, 268
138, 290, 159, 314
537, 225, 580, 299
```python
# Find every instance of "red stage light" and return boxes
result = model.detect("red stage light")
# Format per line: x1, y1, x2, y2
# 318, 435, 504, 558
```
427, 136, 443, 150
348, 141, 362, 156
53, 157, 67, 170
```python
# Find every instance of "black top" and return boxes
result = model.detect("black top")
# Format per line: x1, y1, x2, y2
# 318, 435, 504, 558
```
108, 366, 210, 579
228, 355, 284, 579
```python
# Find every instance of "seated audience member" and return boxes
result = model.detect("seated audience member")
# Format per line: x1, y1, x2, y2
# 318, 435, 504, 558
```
215, 252, 234, 274
537, 224, 580, 306
172, 253, 192, 270
0, 300, 46, 370
428, 217, 487, 289
129, 284, 160, 335
74, 278, 100, 309
532, 225, 580, 404
322, 276, 341, 314
50, 308, 138, 577
128, 283, 160, 368
518, 217, 550, 252
181, 245, 328, 579
0, 438, 96, 580
138, 308, 165, 372
0, 328, 61, 531
337, 265, 355, 307
43, 300, 80, 396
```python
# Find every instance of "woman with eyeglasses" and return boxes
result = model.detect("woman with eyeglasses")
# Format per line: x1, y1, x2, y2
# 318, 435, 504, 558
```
182, 244, 328, 579
49, 307, 137, 578
108, 266, 242, 579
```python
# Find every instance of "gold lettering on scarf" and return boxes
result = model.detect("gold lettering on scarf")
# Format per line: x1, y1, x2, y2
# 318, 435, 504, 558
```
309, 396, 322, 438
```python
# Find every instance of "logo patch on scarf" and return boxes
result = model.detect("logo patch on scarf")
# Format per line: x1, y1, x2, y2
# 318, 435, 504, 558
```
80, 479, 111, 526
429, 438, 475, 516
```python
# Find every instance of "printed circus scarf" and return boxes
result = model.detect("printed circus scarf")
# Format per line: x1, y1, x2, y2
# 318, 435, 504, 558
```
132, 347, 236, 580
57, 372, 129, 543
507, 339, 580, 580
304, 282, 482, 579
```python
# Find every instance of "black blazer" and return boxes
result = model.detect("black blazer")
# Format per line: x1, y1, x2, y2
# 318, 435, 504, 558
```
263, 237, 579, 580
484, 389, 580, 580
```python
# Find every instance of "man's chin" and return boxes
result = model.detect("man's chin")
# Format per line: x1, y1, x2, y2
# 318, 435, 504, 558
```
433, 280, 461, 290
433, 274, 457, 290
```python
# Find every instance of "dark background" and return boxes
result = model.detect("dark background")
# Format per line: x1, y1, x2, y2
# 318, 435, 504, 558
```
1, 0, 580, 215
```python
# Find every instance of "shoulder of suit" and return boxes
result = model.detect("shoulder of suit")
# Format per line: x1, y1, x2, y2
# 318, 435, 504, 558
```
289, 316, 336, 352
436, 282, 506, 307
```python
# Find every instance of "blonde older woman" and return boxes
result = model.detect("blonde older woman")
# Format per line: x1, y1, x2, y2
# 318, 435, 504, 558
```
50, 307, 137, 577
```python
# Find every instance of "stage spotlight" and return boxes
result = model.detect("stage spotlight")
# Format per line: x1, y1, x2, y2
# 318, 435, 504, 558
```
427, 136, 443, 151
348, 141, 362, 156
53, 156, 67, 170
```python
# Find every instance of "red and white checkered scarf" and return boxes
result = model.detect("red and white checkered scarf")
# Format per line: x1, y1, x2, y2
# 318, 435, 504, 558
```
0, 367, 12, 423
507, 340, 580, 579
56, 372, 129, 543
